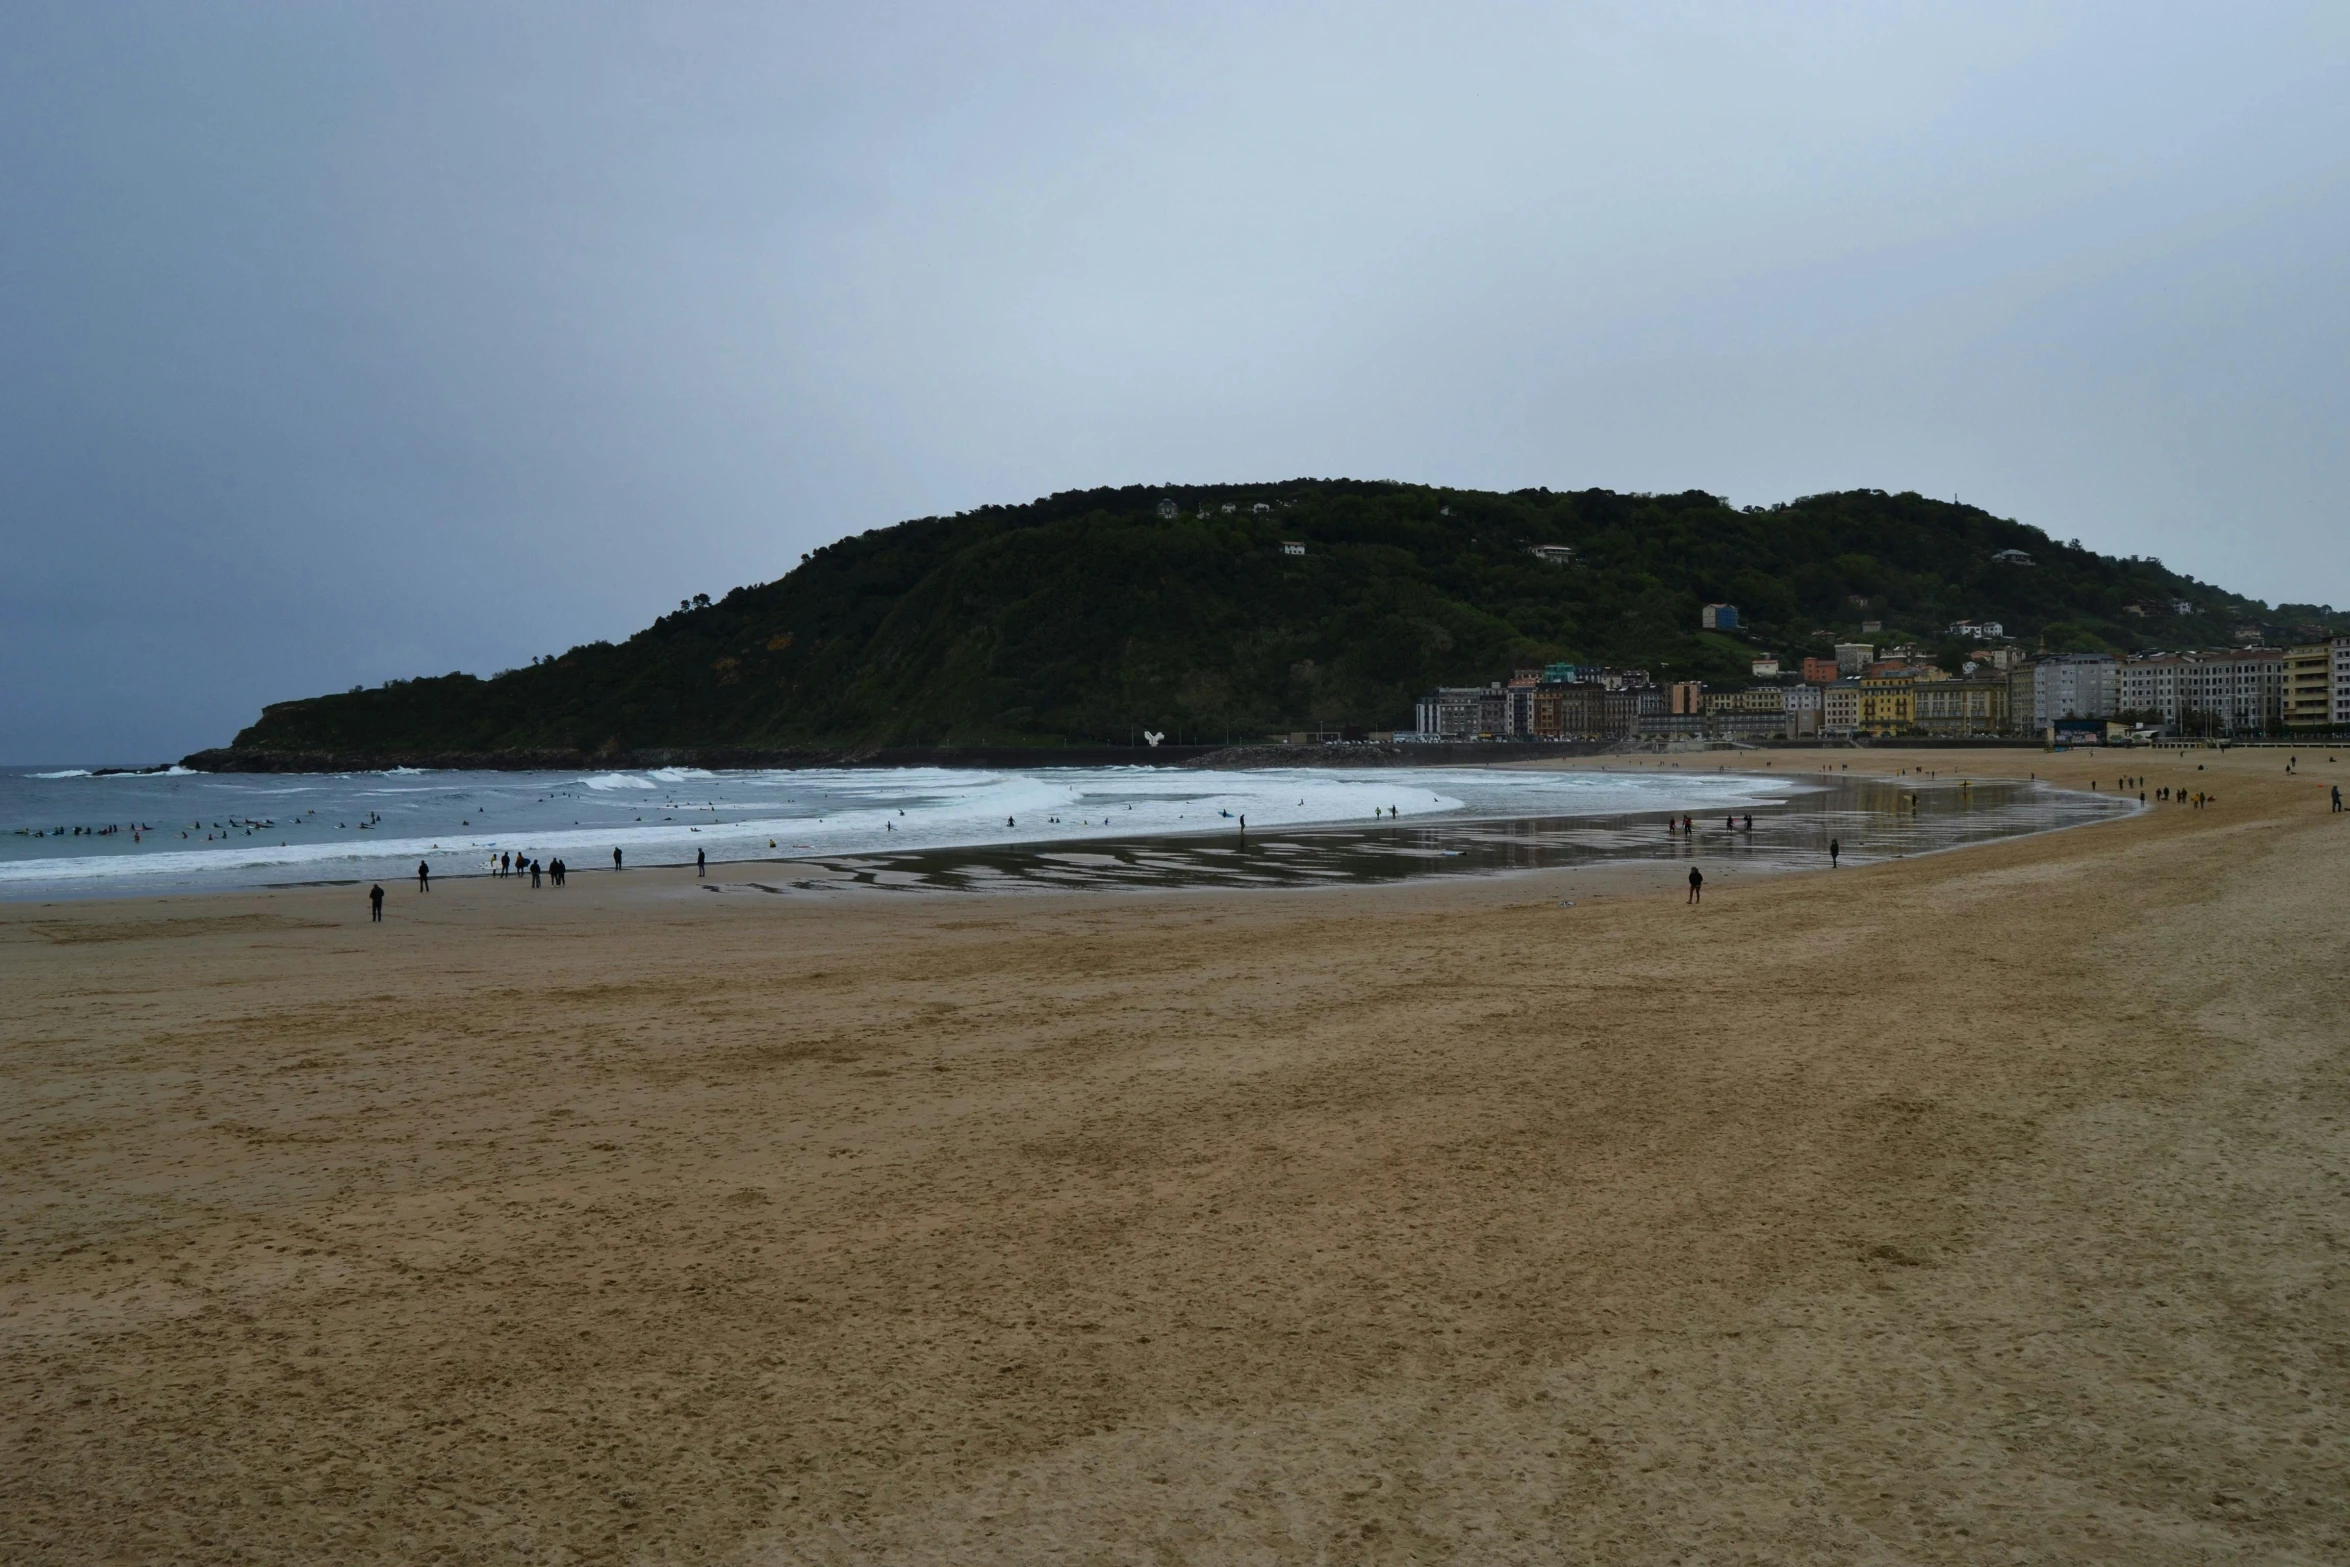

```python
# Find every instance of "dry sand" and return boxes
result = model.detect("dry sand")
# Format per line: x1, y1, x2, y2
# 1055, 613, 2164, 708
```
3, 747, 2345, 1564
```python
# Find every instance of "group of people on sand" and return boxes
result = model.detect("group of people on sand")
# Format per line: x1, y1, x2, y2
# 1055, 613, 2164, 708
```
486, 850, 567, 888
371, 851, 584, 919
1664, 813, 1755, 835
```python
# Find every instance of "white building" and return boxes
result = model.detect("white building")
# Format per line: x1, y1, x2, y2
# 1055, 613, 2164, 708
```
1834, 642, 1875, 676
1783, 683, 1823, 738
2031, 654, 2120, 729
2119, 649, 2284, 737
1947, 619, 2005, 639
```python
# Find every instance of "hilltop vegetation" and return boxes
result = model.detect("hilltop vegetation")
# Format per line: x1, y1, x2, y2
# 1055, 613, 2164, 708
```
209, 481, 2340, 761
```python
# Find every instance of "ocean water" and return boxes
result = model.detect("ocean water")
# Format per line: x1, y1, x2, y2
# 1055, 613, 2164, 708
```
0, 763, 1801, 900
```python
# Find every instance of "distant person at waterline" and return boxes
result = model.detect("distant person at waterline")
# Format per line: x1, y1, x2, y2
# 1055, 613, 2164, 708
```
697, 847, 706, 878
416, 860, 430, 892
1687, 866, 1703, 905
613, 847, 622, 871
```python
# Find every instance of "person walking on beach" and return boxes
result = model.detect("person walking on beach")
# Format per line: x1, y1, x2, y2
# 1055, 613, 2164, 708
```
2334, 785, 2343, 813
1830, 838, 1840, 868
417, 860, 430, 892
612, 847, 623, 871
696, 846, 706, 878
1687, 866, 1703, 904
530, 858, 542, 888
369, 884, 384, 921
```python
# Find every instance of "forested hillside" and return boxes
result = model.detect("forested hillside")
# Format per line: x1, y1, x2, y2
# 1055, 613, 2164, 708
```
202, 480, 2341, 762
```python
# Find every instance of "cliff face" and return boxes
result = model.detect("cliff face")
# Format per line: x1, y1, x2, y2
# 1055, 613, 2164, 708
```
208, 479, 2306, 762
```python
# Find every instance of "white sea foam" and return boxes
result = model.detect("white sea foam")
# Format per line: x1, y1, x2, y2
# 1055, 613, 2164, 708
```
0, 763, 1798, 898
30, 769, 91, 779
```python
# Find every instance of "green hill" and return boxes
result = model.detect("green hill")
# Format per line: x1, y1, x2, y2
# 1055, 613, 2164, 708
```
201, 480, 2343, 763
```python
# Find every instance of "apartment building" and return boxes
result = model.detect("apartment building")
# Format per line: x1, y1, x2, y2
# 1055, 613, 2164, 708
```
1501, 671, 1544, 738
1855, 673, 1917, 736
2284, 644, 2334, 731
1700, 686, 1792, 740
2031, 654, 2119, 730
1529, 681, 1608, 739
1414, 686, 1504, 740
1822, 681, 1861, 735
2005, 664, 2039, 735
1911, 678, 2010, 737
1783, 684, 1824, 738
2121, 649, 2284, 737
1604, 687, 1663, 736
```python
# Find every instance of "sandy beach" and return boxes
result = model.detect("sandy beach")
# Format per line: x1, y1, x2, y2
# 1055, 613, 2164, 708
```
4, 746, 2344, 1564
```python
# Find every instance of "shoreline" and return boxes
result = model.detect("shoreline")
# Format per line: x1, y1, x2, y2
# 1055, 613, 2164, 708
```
0, 764, 2128, 907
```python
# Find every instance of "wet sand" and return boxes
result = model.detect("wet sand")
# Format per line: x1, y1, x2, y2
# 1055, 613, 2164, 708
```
4, 746, 2345, 1563
687, 772, 2125, 895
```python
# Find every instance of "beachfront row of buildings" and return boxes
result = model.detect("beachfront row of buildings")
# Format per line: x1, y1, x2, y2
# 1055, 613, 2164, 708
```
1406, 639, 2350, 743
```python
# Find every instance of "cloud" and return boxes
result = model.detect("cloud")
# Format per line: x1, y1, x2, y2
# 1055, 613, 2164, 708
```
2, 1, 2344, 759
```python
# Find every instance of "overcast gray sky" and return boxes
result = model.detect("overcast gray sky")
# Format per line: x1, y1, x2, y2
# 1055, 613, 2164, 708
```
3, 2, 2344, 762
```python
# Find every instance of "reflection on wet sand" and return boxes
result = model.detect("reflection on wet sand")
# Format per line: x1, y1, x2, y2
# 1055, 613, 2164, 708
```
701, 775, 2131, 896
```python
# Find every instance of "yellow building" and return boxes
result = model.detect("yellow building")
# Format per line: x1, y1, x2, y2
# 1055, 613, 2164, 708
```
1855, 673, 1916, 735
2284, 644, 2332, 730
